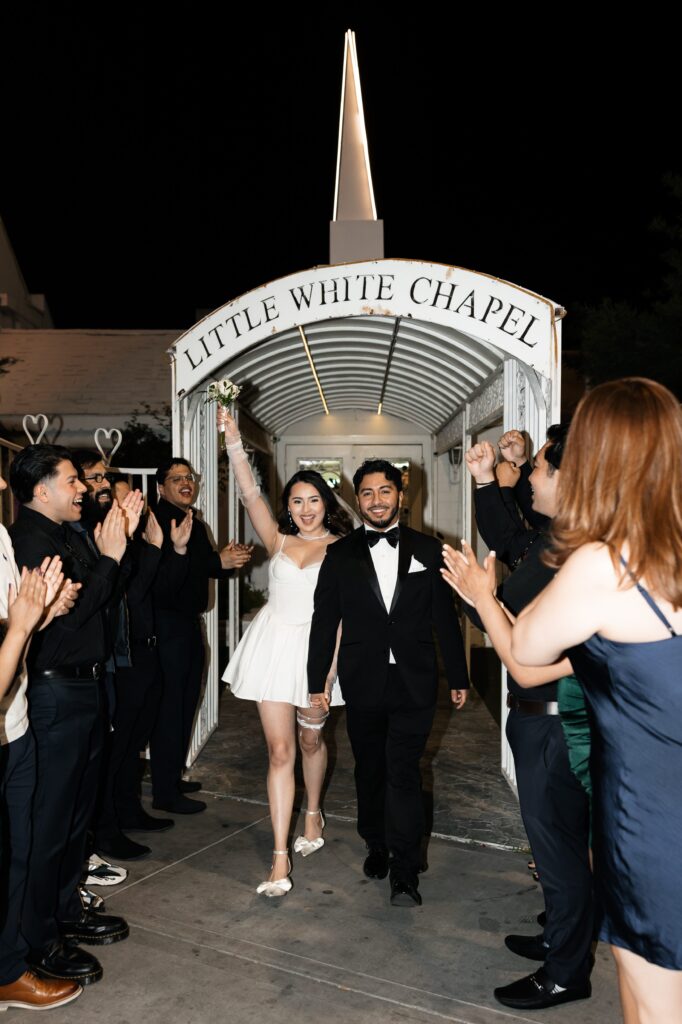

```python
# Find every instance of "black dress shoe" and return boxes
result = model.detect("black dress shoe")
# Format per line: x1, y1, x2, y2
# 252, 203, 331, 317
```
28, 942, 103, 986
504, 933, 549, 961
95, 831, 151, 861
494, 969, 591, 1009
59, 909, 129, 946
180, 779, 202, 793
120, 810, 175, 833
389, 876, 422, 907
363, 846, 389, 879
152, 795, 207, 814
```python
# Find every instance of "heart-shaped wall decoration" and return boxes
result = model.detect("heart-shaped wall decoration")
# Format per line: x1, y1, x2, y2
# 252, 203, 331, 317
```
94, 427, 123, 464
22, 414, 50, 445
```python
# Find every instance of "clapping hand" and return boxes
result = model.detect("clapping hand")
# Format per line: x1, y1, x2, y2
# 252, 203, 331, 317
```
170, 511, 193, 554
38, 555, 64, 606
219, 540, 253, 570
441, 539, 496, 608
7, 568, 48, 639
464, 441, 496, 483
119, 489, 144, 537
143, 509, 164, 549
42, 578, 82, 626
94, 504, 127, 563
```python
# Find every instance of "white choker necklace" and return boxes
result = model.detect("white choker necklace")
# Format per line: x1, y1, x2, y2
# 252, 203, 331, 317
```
299, 529, 330, 541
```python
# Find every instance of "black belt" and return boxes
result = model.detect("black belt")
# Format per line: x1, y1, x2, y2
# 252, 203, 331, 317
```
31, 662, 103, 682
507, 693, 559, 716
132, 636, 157, 648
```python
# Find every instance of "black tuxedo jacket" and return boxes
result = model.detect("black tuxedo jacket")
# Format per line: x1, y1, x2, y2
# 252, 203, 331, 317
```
307, 525, 469, 708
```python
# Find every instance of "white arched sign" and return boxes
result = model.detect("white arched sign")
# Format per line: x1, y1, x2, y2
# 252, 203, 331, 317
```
172, 258, 560, 396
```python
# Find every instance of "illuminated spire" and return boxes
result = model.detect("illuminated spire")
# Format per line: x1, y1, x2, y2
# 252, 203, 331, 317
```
330, 30, 384, 263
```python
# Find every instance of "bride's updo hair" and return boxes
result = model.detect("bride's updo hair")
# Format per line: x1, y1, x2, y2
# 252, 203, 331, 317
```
277, 470, 353, 537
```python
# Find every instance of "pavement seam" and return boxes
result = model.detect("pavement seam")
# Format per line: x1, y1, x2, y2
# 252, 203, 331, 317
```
140, 788, 527, 852
106, 814, 270, 898
130, 919, 551, 1024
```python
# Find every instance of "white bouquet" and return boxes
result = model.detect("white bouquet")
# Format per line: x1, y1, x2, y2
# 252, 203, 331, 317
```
206, 378, 242, 449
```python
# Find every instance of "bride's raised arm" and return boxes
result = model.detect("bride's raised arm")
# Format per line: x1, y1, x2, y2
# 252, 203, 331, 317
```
217, 406, 280, 555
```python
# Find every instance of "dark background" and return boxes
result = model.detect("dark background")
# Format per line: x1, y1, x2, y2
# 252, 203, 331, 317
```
1, 6, 679, 379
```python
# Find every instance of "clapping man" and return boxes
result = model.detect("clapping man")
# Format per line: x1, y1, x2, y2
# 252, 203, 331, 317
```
9, 446, 131, 986
151, 457, 252, 813
0, 470, 84, 1012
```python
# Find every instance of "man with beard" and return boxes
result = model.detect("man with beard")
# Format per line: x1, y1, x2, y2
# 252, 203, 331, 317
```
307, 459, 469, 907
72, 452, 175, 861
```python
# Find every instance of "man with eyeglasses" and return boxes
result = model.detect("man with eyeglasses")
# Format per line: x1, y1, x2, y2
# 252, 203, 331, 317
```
151, 457, 252, 813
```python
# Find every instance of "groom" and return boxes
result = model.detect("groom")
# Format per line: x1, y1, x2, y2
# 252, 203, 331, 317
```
307, 459, 469, 906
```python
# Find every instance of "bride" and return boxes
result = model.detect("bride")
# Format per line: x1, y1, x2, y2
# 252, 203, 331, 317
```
217, 407, 352, 896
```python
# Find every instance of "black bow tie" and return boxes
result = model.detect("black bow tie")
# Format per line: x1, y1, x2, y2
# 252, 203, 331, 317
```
366, 527, 399, 548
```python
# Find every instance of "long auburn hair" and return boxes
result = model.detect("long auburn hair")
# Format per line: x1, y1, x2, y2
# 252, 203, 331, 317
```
545, 377, 682, 607
276, 470, 353, 537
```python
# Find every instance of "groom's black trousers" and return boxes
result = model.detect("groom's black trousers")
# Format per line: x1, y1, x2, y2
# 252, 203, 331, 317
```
345, 666, 435, 879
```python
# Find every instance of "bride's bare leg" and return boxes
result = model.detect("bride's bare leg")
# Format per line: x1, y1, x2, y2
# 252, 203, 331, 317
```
612, 945, 682, 1024
297, 704, 329, 840
257, 700, 297, 881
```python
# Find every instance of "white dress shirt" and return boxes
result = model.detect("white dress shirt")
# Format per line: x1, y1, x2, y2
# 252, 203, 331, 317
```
0, 524, 29, 745
365, 524, 399, 664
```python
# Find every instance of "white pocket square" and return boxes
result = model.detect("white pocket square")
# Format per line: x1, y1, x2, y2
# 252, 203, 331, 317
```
408, 556, 427, 573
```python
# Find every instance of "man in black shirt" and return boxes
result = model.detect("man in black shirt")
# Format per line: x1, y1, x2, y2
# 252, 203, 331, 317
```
466, 428, 592, 1011
150, 457, 251, 814
9, 445, 130, 986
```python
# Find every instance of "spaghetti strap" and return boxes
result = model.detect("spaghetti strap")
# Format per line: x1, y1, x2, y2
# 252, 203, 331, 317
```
272, 534, 287, 563
619, 555, 678, 637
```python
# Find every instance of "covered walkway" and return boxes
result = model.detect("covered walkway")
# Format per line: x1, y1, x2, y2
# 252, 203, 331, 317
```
42, 685, 620, 1024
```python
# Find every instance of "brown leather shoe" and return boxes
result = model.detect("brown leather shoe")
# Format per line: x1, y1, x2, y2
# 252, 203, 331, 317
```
0, 970, 82, 1011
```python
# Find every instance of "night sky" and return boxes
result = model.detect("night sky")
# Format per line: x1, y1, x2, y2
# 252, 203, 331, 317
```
2, 9, 679, 339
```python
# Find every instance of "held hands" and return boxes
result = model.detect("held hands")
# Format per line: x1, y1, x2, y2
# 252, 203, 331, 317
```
219, 540, 253, 570
464, 441, 495, 483
170, 511, 193, 554
94, 504, 127, 563
143, 509, 164, 549
216, 406, 241, 445
309, 690, 331, 713
441, 539, 496, 608
119, 489, 144, 537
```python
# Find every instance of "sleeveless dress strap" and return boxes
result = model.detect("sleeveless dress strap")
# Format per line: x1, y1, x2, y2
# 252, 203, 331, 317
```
619, 555, 678, 637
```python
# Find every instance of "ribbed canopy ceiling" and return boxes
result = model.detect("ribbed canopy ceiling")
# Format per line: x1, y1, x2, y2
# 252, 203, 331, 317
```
221, 314, 502, 434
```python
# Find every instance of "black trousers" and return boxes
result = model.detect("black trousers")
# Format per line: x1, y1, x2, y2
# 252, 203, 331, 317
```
95, 646, 162, 834
0, 730, 35, 984
150, 619, 204, 804
506, 708, 593, 987
345, 666, 435, 879
24, 678, 103, 952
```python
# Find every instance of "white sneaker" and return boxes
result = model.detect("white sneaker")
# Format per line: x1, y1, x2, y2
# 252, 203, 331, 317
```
85, 854, 128, 886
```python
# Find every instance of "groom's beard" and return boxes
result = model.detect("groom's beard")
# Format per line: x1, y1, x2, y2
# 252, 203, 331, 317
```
360, 502, 400, 531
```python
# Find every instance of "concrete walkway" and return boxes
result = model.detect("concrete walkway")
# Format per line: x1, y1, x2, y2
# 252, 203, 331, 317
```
39, 685, 622, 1023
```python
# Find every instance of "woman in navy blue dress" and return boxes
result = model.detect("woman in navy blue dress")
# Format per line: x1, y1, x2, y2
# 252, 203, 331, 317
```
511, 378, 682, 1024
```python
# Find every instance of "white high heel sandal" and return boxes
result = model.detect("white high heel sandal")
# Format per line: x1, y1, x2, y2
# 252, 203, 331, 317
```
256, 850, 292, 897
293, 809, 326, 858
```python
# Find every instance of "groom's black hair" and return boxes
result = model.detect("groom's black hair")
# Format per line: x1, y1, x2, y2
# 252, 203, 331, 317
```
353, 459, 403, 494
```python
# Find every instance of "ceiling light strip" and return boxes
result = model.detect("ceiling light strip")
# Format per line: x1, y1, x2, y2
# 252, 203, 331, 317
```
377, 316, 401, 414
298, 325, 330, 415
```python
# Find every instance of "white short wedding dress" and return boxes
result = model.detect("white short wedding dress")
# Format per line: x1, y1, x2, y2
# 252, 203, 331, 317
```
223, 536, 344, 707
